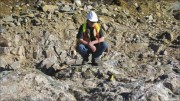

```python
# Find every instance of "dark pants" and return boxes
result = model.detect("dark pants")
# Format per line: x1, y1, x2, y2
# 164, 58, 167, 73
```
76, 42, 108, 61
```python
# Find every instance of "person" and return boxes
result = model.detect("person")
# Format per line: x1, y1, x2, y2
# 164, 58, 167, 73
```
76, 11, 108, 66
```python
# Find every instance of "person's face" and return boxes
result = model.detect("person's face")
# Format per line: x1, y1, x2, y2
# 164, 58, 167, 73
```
87, 20, 95, 27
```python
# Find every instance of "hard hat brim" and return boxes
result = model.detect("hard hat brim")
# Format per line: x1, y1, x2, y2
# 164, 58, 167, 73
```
88, 18, 98, 22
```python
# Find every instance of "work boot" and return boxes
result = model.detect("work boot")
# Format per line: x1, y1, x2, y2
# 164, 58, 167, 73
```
92, 58, 101, 66
82, 58, 89, 65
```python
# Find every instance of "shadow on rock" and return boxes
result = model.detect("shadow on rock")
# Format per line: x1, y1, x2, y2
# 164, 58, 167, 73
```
36, 61, 58, 76
0, 66, 14, 73
41, 67, 57, 76
120, 92, 133, 101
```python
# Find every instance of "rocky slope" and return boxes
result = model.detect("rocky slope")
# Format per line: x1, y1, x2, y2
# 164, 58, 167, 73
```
0, 0, 180, 101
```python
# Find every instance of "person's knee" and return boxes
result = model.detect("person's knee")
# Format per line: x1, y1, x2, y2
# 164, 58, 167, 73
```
101, 42, 108, 49
76, 44, 85, 51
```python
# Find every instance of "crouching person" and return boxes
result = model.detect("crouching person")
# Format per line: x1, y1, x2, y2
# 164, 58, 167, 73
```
76, 11, 108, 66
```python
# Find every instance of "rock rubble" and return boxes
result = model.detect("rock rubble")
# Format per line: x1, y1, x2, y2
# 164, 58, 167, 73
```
0, 0, 179, 101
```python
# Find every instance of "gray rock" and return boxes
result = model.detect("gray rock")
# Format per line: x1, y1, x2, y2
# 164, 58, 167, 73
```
83, 5, 88, 11
74, 0, 82, 7
87, 5, 93, 11
160, 50, 168, 55
102, 23, 109, 31
18, 17, 24, 23
31, 18, 41, 26
60, 5, 72, 12
123, 9, 130, 15
42, 5, 59, 13
57, 92, 76, 101
74, 90, 88, 101
82, 79, 96, 88
0, 26, 5, 33
128, 43, 149, 52
16, 21, 21, 26
147, 94, 160, 101
71, 72, 82, 80
59, 50, 68, 63
173, 68, 180, 73
162, 65, 173, 74
72, 14, 85, 24
134, 3, 139, 7
175, 87, 180, 95
10, 61, 20, 69
27, 13, 35, 18
2, 15, 14, 22
144, 83, 175, 101
39, 56, 57, 69
147, 14, 153, 22
9, 22, 16, 27
47, 12, 52, 19
0, 69, 72, 100
168, 2, 180, 17
99, 16, 114, 24
82, 68, 94, 79
43, 47, 56, 58
155, 61, 161, 66
92, 2, 98, 7
101, 8, 109, 14
17, 46, 25, 57
164, 73, 180, 92
0, 57, 7, 68
0, 47, 10, 55
14, 35, 21, 46
55, 69, 71, 79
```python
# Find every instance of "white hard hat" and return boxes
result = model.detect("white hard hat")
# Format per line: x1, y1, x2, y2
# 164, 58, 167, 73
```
86, 11, 98, 22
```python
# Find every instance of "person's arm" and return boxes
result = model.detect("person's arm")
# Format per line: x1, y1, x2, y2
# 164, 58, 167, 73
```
87, 37, 104, 52
91, 37, 104, 45
79, 39, 89, 45
77, 25, 89, 46
79, 38, 96, 52
88, 28, 105, 52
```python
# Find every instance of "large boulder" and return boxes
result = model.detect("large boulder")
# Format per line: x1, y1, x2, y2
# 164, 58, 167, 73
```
0, 69, 75, 100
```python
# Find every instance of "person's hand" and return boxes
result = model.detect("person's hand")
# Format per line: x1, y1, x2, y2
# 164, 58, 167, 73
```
91, 45, 96, 52
88, 42, 96, 52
